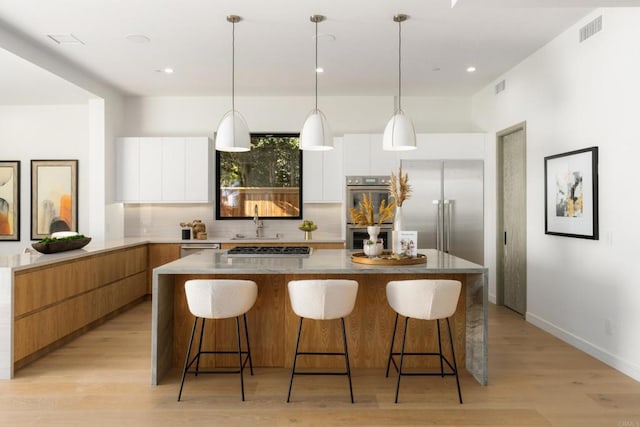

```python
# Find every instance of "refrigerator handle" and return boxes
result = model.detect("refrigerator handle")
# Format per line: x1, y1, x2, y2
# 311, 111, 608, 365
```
432, 200, 441, 251
444, 199, 451, 253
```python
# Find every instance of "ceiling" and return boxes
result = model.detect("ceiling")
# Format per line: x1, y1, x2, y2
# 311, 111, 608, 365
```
1, 0, 639, 104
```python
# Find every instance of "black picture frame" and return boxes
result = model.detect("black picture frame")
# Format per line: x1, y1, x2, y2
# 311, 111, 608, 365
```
544, 147, 598, 239
31, 159, 79, 240
0, 160, 20, 241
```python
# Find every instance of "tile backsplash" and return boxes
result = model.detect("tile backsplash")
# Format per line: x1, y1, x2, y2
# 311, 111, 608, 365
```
124, 203, 344, 240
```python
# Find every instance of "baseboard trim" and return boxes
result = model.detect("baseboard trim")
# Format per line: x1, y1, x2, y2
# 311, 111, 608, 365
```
526, 312, 640, 382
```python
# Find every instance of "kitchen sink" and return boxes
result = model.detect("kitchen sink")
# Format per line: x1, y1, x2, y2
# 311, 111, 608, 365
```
231, 235, 280, 240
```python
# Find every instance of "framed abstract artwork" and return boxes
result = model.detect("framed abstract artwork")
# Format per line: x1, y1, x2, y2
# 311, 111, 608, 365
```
31, 160, 78, 240
544, 147, 598, 239
0, 161, 20, 241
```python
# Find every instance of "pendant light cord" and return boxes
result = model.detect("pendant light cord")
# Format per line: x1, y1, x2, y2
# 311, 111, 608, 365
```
397, 18, 402, 113
314, 19, 318, 112
231, 19, 236, 113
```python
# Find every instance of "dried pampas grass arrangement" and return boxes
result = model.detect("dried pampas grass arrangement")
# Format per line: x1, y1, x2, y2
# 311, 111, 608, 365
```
390, 166, 411, 207
349, 192, 395, 227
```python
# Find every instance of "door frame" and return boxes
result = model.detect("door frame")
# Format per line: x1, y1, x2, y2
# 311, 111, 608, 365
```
496, 121, 527, 308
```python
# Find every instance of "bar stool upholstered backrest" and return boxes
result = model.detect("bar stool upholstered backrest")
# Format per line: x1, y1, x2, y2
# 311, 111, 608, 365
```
386, 279, 461, 321
185, 279, 257, 319
288, 279, 358, 320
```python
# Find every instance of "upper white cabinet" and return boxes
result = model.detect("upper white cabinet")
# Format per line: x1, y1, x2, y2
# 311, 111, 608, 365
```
398, 133, 487, 161
303, 137, 344, 203
342, 134, 399, 176
116, 136, 212, 203
343, 133, 487, 176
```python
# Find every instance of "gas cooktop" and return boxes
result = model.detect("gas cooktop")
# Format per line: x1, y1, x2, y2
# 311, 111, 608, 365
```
226, 246, 312, 257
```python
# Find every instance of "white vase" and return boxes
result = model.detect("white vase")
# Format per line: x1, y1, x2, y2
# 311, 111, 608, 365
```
366, 225, 380, 242
393, 206, 403, 231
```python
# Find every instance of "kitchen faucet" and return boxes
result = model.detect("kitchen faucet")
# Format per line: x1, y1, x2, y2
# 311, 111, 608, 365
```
253, 204, 264, 237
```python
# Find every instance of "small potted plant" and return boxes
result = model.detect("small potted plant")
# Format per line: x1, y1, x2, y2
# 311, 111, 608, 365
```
298, 219, 318, 240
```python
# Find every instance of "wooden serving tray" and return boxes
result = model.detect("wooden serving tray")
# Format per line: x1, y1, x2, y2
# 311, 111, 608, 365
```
351, 252, 427, 265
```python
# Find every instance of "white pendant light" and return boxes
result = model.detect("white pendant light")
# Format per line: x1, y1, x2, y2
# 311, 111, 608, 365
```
215, 15, 251, 152
300, 14, 333, 151
383, 14, 417, 152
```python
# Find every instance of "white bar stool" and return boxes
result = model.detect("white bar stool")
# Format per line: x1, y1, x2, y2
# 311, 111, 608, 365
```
385, 279, 463, 404
286, 279, 359, 403
177, 279, 258, 401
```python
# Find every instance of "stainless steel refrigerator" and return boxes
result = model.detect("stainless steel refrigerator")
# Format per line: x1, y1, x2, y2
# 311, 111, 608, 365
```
400, 159, 484, 265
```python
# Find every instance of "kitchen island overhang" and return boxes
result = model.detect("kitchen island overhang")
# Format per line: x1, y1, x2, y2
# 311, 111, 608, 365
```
152, 249, 488, 386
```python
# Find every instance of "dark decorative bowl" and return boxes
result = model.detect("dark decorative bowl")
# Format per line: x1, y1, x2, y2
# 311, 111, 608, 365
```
32, 237, 92, 254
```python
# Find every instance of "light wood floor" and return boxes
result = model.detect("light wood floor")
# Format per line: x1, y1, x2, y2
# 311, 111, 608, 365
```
1, 301, 639, 426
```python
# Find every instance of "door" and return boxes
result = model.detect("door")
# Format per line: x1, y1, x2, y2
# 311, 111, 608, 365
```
400, 160, 442, 249
500, 124, 527, 314
444, 160, 484, 265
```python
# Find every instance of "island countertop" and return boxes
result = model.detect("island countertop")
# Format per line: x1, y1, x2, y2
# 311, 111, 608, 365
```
152, 248, 488, 386
153, 248, 485, 275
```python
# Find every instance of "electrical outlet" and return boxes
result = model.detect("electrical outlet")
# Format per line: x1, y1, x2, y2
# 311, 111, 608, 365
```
605, 318, 614, 336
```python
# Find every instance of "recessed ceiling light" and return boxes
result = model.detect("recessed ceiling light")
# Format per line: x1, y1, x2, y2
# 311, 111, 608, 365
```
315, 67, 324, 73
155, 68, 174, 74
467, 66, 477, 73
125, 34, 151, 43
47, 34, 84, 45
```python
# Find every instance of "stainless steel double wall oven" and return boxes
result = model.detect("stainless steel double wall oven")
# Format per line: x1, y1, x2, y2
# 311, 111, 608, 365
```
345, 176, 393, 249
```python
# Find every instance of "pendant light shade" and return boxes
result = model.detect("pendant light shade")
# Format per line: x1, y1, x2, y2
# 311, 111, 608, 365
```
300, 14, 333, 151
216, 15, 250, 152
383, 14, 416, 151
215, 110, 251, 152
301, 109, 332, 151
383, 111, 416, 151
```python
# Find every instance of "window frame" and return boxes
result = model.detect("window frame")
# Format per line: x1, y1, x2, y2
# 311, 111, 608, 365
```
215, 133, 303, 220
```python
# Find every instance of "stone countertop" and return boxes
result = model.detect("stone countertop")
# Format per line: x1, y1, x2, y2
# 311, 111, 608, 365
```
0, 238, 150, 271
149, 236, 345, 244
154, 248, 486, 275
0, 236, 345, 271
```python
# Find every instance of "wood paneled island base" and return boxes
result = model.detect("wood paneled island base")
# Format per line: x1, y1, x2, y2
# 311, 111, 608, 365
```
153, 249, 488, 386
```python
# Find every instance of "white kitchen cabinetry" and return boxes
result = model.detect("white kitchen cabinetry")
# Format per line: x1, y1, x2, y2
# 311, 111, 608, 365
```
398, 133, 486, 161
342, 134, 398, 176
303, 137, 344, 203
116, 137, 211, 203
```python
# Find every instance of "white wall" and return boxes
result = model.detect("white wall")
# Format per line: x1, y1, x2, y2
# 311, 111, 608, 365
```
472, 8, 640, 381
122, 95, 473, 136
121, 94, 475, 239
0, 105, 89, 254
0, 22, 126, 244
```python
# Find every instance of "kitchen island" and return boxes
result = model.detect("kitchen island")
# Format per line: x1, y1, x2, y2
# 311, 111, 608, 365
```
152, 249, 488, 385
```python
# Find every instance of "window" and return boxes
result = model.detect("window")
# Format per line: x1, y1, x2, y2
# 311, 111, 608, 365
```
216, 133, 302, 219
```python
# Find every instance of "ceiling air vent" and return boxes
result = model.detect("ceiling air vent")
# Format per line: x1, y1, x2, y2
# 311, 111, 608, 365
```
495, 79, 506, 95
579, 16, 602, 43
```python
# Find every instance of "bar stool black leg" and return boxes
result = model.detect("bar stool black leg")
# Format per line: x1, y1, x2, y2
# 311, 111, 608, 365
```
235, 316, 246, 401
194, 318, 206, 376
177, 316, 198, 401
287, 317, 304, 403
341, 317, 354, 403
447, 318, 463, 404
437, 319, 444, 377
243, 313, 254, 375
394, 316, 410, 404
385, 313, 399, 377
